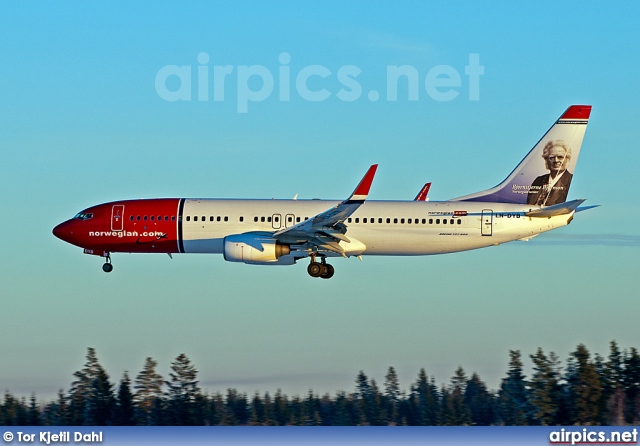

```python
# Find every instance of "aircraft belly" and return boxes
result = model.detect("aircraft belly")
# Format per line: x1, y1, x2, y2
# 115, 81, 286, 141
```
355, 227, 487, 255
183, 238, 224, 253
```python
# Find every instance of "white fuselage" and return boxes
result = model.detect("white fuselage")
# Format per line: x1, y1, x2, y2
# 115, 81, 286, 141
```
181, 199, 572, 257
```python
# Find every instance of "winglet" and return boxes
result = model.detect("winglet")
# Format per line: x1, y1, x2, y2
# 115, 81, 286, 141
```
348, 164, 378, 201
414, 182, 432, 201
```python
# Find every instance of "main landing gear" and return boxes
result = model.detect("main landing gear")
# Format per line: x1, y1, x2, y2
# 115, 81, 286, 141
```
307, 255, 334, 279
102, 253, 113, 273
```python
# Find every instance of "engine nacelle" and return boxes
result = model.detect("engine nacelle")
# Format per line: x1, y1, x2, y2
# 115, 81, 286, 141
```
223, 234, 291, 265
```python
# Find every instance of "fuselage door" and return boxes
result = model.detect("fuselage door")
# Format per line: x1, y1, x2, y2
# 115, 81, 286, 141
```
272, 214, 282, 229
481, 209, 493, 236
285, 214, 295, 228
111, 205, 125, 232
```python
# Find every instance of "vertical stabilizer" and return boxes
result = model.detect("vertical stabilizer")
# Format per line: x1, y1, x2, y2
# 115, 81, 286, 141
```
452, 105, 591, 205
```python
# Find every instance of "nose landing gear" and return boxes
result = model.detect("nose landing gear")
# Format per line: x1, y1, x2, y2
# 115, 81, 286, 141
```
102, 253, 113, 273
307, 255, 335, 279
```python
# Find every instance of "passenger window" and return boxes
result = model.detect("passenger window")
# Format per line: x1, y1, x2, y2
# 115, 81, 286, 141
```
370, 218, 374, 223
202, 216, 205, 221
363, 218, 367, 223
194, 216, 198, 222
457, 219, 462, 224
436, 219, 440, 224
224, 216, 228, 222
401, 218, 405, 224
429, 219, 433, 224
143, 216, 148, 221
450, 219, 454, 224
347, 218, 352, 223
422, 219, 426, 224
386, 218, 390, 223
296, 217, 301, 222
171, 216, 176, 221
217, 216, 221, 222
378, 218, 382, 223
239, 216, 244, 222
137, 216, 141, 221
408, 218, 412, 224
261, 216, 265, 222
129, 216, 134, 221
165, 216, 169, 221
355, 218, 359, 223
394, 218, 398, 224
267, 216, 272, 222
287, 216, 292, 223
443, 219, 447, 224
254, 216, 259, 222
186, 216, 191, 222
151, 216, 155, 221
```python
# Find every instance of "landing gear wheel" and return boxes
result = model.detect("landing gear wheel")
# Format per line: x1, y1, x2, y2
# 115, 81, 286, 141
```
320, 263, 334, 279
307, 262, 322, 278
102, 253, 113, 273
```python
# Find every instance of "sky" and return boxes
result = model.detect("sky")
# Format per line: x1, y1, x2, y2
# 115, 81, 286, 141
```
1, 1, 639, 401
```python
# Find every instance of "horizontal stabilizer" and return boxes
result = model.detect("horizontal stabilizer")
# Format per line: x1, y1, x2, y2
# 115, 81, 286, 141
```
525, 199, 585, 218
576, 205, 600, 213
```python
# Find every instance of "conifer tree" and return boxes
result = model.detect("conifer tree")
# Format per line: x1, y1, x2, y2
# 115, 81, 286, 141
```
447, 367, 471, 425
498, 350, 531, 425
411, 369, 439, 425
623, 347, 640, 424
529, 348, 563, 425
384, 366, 400, 424
603, 341, 625, 424
41, 390, 68, 426
250, 392, 265, 425
27, 394, 41, 426
165, 353, 202, 425
67, 348, 103, 425
272, 389, 289, 426
566, 344, 602, 425
86, 366, 115, 425
114, 372, 136, 425
134, 357, 164, 425
464, 372, 495, 425
354, 371, 371, 425
224, 388, 248, 425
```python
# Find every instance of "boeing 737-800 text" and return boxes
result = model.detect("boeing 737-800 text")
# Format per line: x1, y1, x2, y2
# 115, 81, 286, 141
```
53, 105, 594, 279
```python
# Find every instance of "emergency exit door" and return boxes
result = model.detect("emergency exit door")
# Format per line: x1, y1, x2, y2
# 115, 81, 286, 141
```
111, 205, 125, 231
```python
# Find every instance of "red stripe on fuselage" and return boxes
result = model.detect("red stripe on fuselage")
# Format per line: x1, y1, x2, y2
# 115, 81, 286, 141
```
60, 199, 181, 253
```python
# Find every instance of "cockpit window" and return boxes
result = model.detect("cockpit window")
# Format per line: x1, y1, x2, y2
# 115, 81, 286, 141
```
74, 212, 94, 221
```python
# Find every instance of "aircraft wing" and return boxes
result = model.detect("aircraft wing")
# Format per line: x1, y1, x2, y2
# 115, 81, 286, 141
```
273, 164, 378, 255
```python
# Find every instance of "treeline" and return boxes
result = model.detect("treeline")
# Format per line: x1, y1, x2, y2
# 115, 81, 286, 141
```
1, 342, 639, 426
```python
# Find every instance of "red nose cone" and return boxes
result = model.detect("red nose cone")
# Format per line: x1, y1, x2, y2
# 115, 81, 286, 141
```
53, 220, 75, 244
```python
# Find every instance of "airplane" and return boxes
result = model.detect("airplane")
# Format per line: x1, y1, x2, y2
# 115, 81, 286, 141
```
414, 182, 431, 201
53, 105, 594, 279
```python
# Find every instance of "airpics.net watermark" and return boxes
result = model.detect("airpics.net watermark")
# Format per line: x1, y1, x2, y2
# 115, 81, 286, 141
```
155, 52, 484, 113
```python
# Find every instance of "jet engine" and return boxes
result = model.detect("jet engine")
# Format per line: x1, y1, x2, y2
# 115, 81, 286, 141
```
223, 234, 292, 265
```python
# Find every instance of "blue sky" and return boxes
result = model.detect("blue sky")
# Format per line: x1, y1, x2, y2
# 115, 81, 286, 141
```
1, 1, 639, 400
